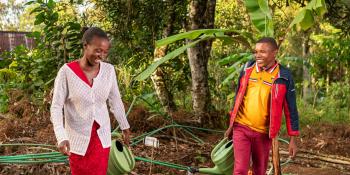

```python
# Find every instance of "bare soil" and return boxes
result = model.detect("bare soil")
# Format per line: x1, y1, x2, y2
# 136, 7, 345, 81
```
0, 97, 349, 175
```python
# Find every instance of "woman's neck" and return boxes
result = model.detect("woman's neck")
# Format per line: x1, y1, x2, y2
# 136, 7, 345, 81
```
79, 56, 99, 72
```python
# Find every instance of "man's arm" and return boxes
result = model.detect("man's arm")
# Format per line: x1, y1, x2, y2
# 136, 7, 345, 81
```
284, 74, 299, 157
289, 136, 297, 158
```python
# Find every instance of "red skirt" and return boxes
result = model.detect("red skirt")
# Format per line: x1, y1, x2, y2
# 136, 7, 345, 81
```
69, 122, 110, 175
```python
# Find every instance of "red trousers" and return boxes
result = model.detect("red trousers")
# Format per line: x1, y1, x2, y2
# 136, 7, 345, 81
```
232, 123, 271, 175
69, 122, 110, 175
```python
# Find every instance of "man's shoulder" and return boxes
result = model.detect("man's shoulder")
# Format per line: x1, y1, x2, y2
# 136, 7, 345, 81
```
241, 60, 255, 71
246, 60, 256, 68
278, 63, 294, 79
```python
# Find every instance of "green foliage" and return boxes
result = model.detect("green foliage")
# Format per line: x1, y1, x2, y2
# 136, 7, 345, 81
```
325, 0, 350, 36
0, 0, 83, 112
27, 0, 82, 62
156, 29, 238, 47
135, 29, 252, 82
0, 92, 9, 113
298, 82, 350, 124
0, 0, 348, 129
219, 53, 253, 86
92, 0, 190, 103
135, 36, 210, 81
139, 0, 328, 114
215, 0, 253, 33
94, 0, 187, 63
242, 0, 327, 38
309, 23, 350, 83
289, 0, 327, 30
244, 0, 274, 36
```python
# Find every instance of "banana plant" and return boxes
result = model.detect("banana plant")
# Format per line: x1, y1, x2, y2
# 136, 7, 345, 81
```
245, 0, 327, 36
134, 29, 253, 81
289, 0, 327, 30
244, 0, 274, 36
135, 0, 327, 84
218, 53, 253, 86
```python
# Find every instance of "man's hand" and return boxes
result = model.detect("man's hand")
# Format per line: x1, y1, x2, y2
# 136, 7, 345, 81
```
58, 140, 71, 156
122, 129, 131, 146
288, 136, 298, 158
224, 126, 233, 139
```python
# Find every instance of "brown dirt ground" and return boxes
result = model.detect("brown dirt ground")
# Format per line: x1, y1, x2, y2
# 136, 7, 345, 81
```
295, 123, 350, 158
0, 98, 349, 175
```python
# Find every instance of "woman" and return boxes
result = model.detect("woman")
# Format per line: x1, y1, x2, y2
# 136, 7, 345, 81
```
50, 27, 131, 175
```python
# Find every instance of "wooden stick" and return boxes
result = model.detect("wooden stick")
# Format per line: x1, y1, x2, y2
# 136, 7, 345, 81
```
297, 149, 350, 162
280, 156, 350, 172
272, 138, 282, 175
148, 146, 154, 175
279, 150, 350, 166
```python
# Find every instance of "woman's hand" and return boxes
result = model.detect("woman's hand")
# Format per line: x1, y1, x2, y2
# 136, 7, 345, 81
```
58, 140, 71, 156
122, 129, 131, 146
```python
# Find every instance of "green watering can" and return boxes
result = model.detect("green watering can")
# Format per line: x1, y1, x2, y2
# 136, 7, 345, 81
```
190, 138, 234, 175
107, 140, 135, 175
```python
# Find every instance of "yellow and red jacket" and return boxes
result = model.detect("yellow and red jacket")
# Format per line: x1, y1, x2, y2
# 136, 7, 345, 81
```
229, 60, 300, 138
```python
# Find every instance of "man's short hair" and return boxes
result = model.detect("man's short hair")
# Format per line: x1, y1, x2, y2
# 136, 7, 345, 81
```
256, 37, 278, 50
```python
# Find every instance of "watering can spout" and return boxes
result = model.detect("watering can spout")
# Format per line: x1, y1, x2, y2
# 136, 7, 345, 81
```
199, 166, 223, 175
198, 138, 234, 175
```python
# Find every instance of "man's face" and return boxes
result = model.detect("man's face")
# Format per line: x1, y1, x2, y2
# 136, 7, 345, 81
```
254, 43, 277, 68
83, 37, 110, 66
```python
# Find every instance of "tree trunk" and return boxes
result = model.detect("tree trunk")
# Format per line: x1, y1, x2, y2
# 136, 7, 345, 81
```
302, 34, 311, 102
151, 0, 177, 114
187, 0, 216, 124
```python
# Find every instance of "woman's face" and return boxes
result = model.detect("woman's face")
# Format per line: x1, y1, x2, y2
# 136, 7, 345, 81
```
83, 36, 110, 66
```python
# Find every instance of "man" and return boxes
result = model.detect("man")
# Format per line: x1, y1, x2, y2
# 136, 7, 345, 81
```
225, 37, 299, 175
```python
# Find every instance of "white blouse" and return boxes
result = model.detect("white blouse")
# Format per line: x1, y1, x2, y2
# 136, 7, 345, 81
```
50, 62, 130, 156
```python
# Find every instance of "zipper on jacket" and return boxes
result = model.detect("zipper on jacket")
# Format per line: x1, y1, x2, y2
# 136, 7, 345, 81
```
269, 76, 288, 138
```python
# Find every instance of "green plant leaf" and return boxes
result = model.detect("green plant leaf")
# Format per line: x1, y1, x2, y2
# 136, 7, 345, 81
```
67, 22, 81, 30
34, 12, 45, 25
314, 0, 327, 16
258, 0, 272, 19
221, 60, 245, 85
218, 53, 248, 66
221, 54, 252, 85
135, 36, 211, 81
26, 31, 41, 39
47, 0, 55, 9
300, 9, 314, 30
156, 29, 235, 47
25, 1, 36, 6
289, 0, 327, 30
30, 6, 44, 15
51, 12, 59, 23
244, 0, 274, 36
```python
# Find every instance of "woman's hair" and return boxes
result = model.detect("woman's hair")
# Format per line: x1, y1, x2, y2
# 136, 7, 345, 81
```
81, 27, 108, 45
